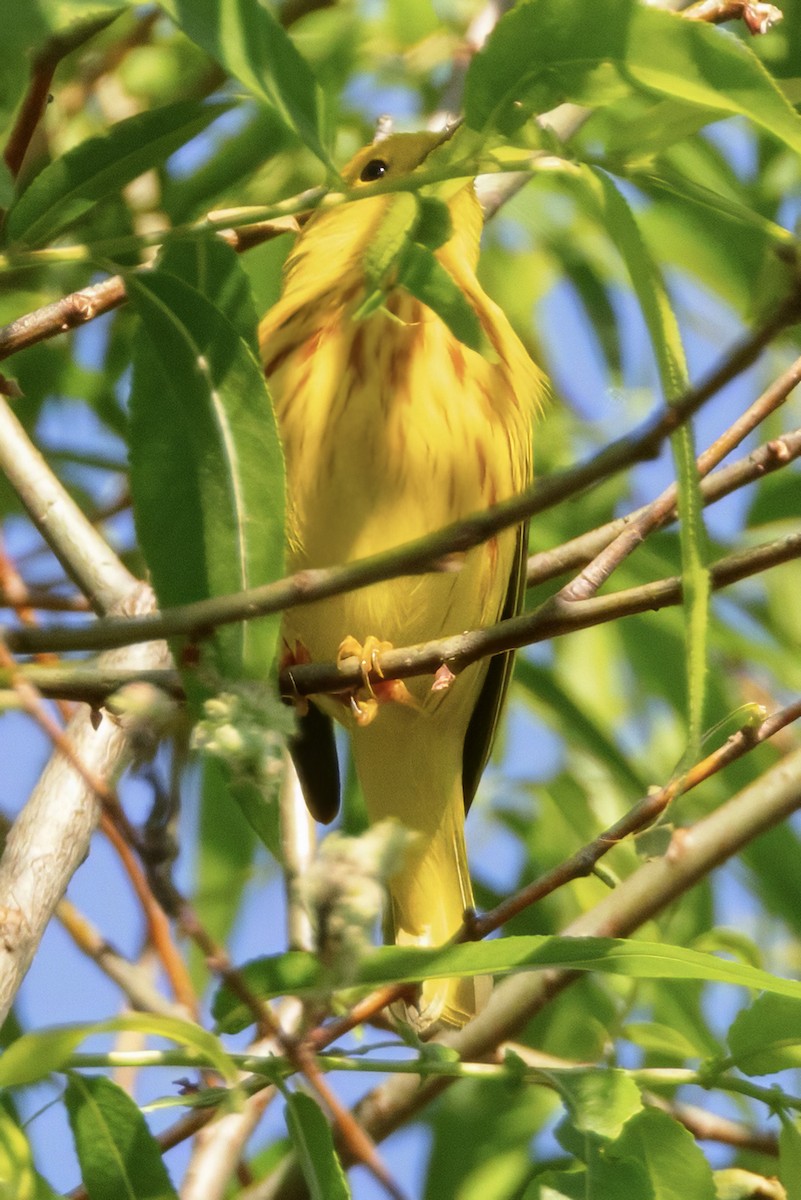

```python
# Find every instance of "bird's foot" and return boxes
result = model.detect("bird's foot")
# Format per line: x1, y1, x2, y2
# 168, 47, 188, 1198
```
336, 635, 416, 726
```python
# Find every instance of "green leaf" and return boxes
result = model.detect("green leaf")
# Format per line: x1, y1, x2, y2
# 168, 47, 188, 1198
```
128, 242, 284, 682
465, 0, 801, 161
191, 754, 259, 990
0, 1026, 91, 1088
157, 235, 261, 352
0, 1013, 239, 1089
0, 1106, 37, 1200
582, 166, 709, 761
609, 1108, 716, 1200
414, 196, 453, 251
780, 1115, 801, 1200
523, 1160, 651, 1200
353, 192, 419, 318
157, 0, 330, 166
398, 243, 484, 352
728, 994, 801, 1076
361, 192, 418, 289
425, 1078, 554, 1200
65, 1075, 178, 1200
5, 100, 231, 249
555, 1069, 643, 1141
749, 469, 801, 526
622, 1021, 705, 1062
213, 935, 801, 1031
284, 1093, 350, 1200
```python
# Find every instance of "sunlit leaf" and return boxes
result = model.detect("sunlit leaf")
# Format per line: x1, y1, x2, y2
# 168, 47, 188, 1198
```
213, 935, 801, 1031
157, 0, 330, 166
5, 100, 230, 248
128, 240, 284, 682
466, 0, 801, 161
65, 1075, 178, 1200
284, 1092, 350, 1200
728, 994, 801, 1075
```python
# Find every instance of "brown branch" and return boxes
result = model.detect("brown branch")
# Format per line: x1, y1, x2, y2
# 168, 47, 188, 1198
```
176, 898, 404, 1198
6, 414, 801, 704
3, 11, 127, 180
0, 640, 197, 1011
0, 586, 89, 613
645, 1092, 778, 1155
8, 293, 801, 662
0, 277, 128, 362
55, 897, 187, 1018
258, 746, 801, 1198
560, 351, 801, 602
6, 528, 800, 704
465, 696, 801, 938
305, 695, 801, 1052
528, 425, 801, 586
281, 528, 801, 698
0, 214, 299, 364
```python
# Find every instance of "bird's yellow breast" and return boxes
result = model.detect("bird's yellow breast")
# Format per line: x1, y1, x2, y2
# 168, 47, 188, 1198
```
260, 175, 544, 718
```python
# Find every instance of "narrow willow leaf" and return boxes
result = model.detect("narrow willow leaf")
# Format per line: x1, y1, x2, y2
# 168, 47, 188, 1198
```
157, 0, 330, 166
583, 166, 709, 760
398, 243, 483, 351
780, 1115, 801, 1200
191, 755, 259, 991
0, 1106, 37, 1200
0, 1013, 238, 1089
157, 235, 261, 352
361, 193, 418, 289
465, 0, 801, 161
65, 1075, 178, 1200
5, 100, 230, 249
623, 1021, 705, 1062
284, 1092, 350, 1200
0, 1027, 92, 1088
352, 192, 419, 319
128, 248, 284, 682
213, 935, 801, 1031
627, 165, 793, 249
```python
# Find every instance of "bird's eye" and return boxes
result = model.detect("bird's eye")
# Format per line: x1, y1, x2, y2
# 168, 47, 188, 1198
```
359, 158, 388, 182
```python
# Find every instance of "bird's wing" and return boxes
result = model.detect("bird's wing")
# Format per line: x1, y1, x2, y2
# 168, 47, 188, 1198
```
461, 521, 528, 813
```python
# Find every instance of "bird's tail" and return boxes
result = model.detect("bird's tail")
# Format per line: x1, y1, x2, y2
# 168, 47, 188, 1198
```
385, 791, 491, 1034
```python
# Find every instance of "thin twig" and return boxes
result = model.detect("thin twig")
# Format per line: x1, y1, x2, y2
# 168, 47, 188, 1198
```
280, 528, 801, 698
464, 696, 801, 938
304, 695, 801, 1052
55, 898, 187, 1018
528, 425, 801, 585
294, 747, 801, 1197
560, 350, 801, 602
8, 278, 801, 662
644, 1092, 778, 1155
5, 528, 800, 699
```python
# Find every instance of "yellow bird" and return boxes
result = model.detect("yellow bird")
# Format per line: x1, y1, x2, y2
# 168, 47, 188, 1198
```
260, 128, 545, 1031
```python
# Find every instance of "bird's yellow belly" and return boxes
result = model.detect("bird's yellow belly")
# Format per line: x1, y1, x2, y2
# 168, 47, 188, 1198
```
273, 311, 522, 715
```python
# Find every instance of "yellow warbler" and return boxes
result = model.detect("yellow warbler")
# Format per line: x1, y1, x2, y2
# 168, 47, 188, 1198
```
260, 129, 545, 1031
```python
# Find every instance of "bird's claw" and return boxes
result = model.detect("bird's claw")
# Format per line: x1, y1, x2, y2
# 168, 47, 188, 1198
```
337, 635, 416, 725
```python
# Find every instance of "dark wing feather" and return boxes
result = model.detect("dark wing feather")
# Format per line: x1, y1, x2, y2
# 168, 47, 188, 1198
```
462, 522, 528, 813
289, 701, 340, 824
